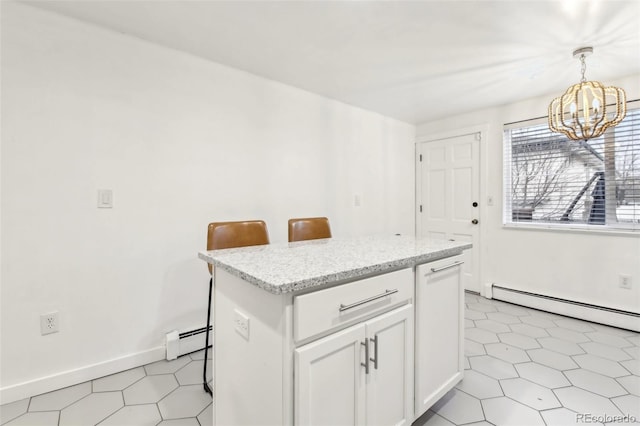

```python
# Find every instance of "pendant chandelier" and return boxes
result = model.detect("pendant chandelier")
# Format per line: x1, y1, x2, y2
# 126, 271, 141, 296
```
548, 47, 626, 141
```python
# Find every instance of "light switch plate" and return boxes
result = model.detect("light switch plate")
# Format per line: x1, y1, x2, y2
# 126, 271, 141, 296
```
97, 189, 113, 208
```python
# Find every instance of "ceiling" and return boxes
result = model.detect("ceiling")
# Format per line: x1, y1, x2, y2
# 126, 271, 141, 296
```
23, 0, 640, 124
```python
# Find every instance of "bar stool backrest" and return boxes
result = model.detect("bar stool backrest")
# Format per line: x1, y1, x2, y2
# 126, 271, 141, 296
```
288, 217, 332, 242
207, 220, 270, 275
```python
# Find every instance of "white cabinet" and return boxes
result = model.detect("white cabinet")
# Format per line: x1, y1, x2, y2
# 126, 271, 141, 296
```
365, 305, 413, 426
295, 305, 413, 426
414, 255, 464, 417
293, 269, 414, 343
209, 247, 468, 426
294, 324, 366, 425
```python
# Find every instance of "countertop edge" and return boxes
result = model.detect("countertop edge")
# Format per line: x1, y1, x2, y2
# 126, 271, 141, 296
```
198, 242, 471, 295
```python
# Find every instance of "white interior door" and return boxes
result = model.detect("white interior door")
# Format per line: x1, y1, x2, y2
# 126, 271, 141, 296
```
417, 132, 480, 292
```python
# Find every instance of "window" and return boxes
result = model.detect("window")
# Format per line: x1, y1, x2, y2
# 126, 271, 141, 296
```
504, 101, 640, 231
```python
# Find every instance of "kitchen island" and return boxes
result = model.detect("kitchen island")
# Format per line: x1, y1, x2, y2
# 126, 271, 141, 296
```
199, 235, 471, 426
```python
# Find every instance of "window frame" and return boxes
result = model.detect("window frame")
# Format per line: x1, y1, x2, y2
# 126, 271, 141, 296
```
503, 101, 640, 234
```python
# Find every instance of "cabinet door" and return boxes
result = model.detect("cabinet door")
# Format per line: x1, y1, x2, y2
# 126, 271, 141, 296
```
415, 255, 464, 417
295, 324, 366, 426
365, 304, 414, 426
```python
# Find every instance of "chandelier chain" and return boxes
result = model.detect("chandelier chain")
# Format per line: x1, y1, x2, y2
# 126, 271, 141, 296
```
579, 54, 587, 83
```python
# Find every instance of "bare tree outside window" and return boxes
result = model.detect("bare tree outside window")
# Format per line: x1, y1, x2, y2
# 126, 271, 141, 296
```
510, 133, 571, 220
504, 104, 639, 230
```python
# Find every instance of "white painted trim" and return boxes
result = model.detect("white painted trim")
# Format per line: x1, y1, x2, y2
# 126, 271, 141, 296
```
415, 123, 490, 293
491, 284, 640, 332
502, 221, 640, 236
0, 346, 166, 404
416, 124, 488, 144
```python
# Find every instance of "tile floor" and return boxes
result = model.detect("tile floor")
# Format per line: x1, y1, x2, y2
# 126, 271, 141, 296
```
414, 293, 640, 426
1, 292, 638, 426
0, 351, 213, 426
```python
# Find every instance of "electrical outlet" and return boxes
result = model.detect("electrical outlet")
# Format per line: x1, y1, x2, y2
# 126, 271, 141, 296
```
234, 309, 250, 340
40, 312, 59, 335
619, 274, 632, 290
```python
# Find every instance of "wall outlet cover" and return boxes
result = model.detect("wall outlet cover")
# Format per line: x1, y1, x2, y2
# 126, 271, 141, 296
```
40, 312, 59, 335
234, 309, 250, 340
619, 274, 632, 290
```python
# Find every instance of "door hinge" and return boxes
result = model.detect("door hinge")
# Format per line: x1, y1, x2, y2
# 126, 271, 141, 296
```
419, 205, 423, 213
419, 154, 423, 162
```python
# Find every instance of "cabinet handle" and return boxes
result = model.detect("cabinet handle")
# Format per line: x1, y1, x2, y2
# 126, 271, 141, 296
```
429, 261, 464, 273
370, 335, 378, 369
361, 338, 369, 374
339, 289, 398, 312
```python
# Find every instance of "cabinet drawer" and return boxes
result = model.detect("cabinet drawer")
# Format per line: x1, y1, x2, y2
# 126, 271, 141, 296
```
293, 268, 412, 342
416, 255, 464, 280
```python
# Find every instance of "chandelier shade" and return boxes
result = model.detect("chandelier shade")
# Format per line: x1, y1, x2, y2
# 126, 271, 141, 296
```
548, 47, 626, 141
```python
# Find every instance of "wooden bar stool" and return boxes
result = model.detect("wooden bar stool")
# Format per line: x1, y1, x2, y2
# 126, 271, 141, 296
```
288, 217, 331, 242
203, 220, 269, 395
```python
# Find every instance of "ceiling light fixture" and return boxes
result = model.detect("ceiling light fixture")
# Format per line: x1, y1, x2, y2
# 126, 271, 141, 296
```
548, 46, 626, 141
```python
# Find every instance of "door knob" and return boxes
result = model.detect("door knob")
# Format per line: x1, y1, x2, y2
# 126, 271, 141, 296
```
472, 219, 479, 225
472, 202, 478, 207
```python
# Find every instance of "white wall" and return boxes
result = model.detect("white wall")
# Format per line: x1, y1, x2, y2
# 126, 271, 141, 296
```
0, 3, 415, 402
417, 74, 640, 315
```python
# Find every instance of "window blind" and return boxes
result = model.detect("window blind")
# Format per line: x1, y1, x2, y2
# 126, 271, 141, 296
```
503, 101, 640, 231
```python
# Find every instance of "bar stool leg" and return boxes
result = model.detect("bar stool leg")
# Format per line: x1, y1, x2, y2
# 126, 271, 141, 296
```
203, 277, 213, 396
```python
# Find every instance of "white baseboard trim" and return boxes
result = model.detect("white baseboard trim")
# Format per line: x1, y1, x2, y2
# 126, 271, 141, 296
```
0, 346, 166, 405
490, 284, 640, 332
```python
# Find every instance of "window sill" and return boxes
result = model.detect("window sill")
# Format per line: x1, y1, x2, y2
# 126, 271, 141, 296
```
503, 221, 640, 237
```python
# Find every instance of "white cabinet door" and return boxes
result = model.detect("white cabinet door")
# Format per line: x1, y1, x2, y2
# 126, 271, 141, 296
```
415, 256, 464, 417
365, 304, 413, 426
295, 324, 366, 426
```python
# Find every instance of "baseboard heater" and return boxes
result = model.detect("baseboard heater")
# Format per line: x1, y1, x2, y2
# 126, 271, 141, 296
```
489, 284, 640, 332
165, 326, 212, 360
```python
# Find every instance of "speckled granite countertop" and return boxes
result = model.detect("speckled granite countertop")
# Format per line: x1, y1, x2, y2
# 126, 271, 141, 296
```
198, 235, 471, 294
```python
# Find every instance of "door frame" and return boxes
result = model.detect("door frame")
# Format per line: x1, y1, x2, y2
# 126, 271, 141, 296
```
415, 124, 489, 296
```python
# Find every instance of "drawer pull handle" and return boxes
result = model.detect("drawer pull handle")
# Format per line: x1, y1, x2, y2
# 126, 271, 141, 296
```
430, 261, 464, 273
339, 289, 398, 312
361, 338, 370, 374
370, 335, 378, 369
